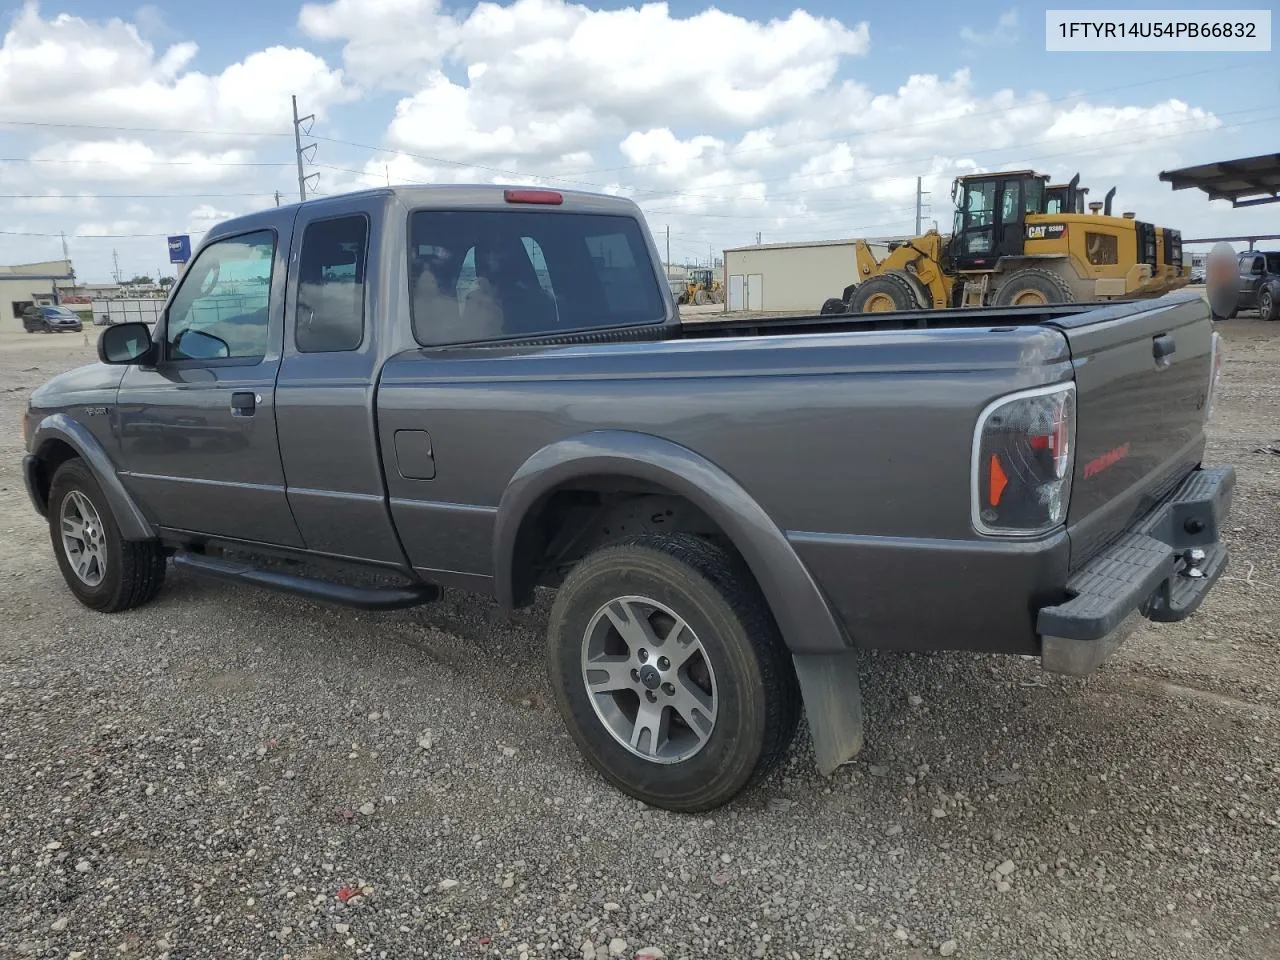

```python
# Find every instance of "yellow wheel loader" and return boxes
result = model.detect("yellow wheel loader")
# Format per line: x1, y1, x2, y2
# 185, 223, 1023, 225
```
822, 171, 1189, 316
684, 267, 724, 305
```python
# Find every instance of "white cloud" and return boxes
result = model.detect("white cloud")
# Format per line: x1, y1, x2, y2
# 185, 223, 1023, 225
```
0, 1, 351, 136
26, 140, 259, 185
961, 8, 1019, 47
0, 0, 1268, 283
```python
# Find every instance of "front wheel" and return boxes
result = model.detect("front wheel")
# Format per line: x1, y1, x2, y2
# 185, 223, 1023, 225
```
47, 459, 167, 612
547, 533, 800, 812
1259, 288, 1278, 322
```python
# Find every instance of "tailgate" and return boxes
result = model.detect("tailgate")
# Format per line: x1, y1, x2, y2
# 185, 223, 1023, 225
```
1051, 295, 1217, 568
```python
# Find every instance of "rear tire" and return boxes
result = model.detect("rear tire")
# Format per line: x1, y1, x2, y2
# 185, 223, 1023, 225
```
547, 533, 800, 812
1259, 288, 1278, 322
820, 297, 847, 315
848, 274, 919, 313
48, 459, 167, 613
993, 267, 1074, 307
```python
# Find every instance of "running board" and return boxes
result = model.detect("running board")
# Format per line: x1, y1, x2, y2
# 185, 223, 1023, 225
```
172, 552, 438, 610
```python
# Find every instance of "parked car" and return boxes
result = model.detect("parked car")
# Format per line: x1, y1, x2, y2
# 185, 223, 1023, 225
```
1229, 250, 1280, 321
23, 304, 83, 333
22, 185, 1234, 812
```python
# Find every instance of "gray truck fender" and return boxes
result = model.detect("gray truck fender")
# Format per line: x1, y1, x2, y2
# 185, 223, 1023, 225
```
28, 413, 154, 541
494, 429, 865, 774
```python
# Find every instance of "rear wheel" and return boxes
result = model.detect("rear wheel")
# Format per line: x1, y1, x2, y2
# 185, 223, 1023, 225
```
820, 297, 847, 315
546, 533, 800, 812
848, 274, 919, 313
1259, 288, 1277, 321
48, 459, 167, 612
993, 268, 1074, 307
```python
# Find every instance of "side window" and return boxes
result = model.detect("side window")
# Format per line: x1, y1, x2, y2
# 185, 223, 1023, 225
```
521, 236, 556, 298
166, 230, 275, 361
1000, 179, 1021, 224
296, 215, 369, 353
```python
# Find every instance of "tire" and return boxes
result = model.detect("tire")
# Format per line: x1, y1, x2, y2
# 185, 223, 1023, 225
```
694, 290, 709, 305
47, 458, 167, 613
993, 267, 1074, 307
819, 297, 847, 316
547, 533, 801, 812
848, 274, 919, 313
1259, 288, 1278, 322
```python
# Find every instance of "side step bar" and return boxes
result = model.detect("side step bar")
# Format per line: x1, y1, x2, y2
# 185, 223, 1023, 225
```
172, 552, 438, 610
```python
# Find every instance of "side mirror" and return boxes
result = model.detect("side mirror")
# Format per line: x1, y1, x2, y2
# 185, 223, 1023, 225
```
99, 322, 156, 365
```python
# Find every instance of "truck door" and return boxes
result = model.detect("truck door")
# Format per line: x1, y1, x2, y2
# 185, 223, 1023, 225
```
115, 216, 303, 547
275, 194, 408, 566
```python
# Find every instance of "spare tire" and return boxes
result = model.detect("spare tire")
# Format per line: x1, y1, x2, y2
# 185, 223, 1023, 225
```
993, 268, 1074, 307
847, 274, 919, 313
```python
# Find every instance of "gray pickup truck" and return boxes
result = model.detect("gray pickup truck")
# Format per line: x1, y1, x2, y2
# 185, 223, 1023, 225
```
23, 185, 1234, 812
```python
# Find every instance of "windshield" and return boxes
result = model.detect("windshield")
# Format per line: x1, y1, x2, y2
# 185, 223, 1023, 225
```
43, 307, 76, 317
408, 209, 664, 345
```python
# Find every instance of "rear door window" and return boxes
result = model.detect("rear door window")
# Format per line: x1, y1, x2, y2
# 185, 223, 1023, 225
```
407, 210, 664, 345
295, 214, 369, 353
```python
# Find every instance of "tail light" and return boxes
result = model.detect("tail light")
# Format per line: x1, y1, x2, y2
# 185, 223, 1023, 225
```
972, 382, 1076, 536
504, 189, 563, 205
1205, 330, 1223, 423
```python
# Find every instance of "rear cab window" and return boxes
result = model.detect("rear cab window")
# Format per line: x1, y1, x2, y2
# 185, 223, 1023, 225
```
407, 209, 664, 346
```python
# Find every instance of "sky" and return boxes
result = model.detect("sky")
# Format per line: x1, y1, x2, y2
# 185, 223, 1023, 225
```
0, 0, 1275, 283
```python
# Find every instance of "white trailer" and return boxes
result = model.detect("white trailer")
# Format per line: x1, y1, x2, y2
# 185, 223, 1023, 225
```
91, 298, 166, 326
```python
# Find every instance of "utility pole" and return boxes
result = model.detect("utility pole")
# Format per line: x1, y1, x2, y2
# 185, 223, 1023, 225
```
112, 248, 121, 285
914, 177, 931, 235
665, 225, 670, 277
755, 232, 761, 245
292, 95, 319, 203
386, 164, 391, 187
274, 190, 281, 207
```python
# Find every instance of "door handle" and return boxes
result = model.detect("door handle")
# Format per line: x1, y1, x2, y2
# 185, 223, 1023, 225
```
1152, 333, 1176, 365
231, 391, 257, 416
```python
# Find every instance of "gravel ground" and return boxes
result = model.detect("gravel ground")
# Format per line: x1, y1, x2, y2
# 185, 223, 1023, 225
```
0, 322, 1277, 960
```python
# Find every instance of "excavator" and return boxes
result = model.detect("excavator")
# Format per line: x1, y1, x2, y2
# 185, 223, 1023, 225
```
822, 170, 1188, 314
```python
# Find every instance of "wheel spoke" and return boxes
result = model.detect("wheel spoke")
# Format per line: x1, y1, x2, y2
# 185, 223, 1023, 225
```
61, 516, 85, 539
584, 657, 637, 694
664, 617, 701, 671
670, 675, 716, 742
629, 700, 669, 757
604, 600, 660, 654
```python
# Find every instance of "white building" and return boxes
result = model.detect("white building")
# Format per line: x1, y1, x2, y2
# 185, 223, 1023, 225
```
723, 237, 906, 313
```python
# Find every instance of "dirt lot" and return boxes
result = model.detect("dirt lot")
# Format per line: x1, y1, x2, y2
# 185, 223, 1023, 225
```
0, 321, 1277, 960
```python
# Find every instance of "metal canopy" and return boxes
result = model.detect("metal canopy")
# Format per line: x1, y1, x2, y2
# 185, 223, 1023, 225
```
1159, 153, 1280, 208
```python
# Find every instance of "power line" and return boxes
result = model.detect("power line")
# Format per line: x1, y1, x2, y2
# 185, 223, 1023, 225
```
0, 192, 278, 199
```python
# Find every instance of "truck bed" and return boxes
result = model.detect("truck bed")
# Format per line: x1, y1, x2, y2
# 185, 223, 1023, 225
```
679, 294, 1202, 339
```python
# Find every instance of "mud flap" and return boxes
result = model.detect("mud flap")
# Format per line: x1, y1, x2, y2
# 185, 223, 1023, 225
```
792, 651, 865, 775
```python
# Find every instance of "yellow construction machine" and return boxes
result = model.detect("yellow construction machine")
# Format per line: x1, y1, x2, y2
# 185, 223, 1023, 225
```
682, 267, 724, 305
823, 170, 1188, 314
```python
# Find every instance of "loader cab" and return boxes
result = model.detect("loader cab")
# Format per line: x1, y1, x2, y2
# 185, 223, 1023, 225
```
1046, 183, 1088, 214
948, 171, 1049, 271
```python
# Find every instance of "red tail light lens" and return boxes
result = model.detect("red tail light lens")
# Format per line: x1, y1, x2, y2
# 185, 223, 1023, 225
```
504, 189, 563, 205
972, 383, 1076, 536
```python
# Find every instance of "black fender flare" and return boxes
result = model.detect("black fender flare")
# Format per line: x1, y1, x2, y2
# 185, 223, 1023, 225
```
27, 413, 154, 541
493, 430, 849, 657
493, 430, 865, 774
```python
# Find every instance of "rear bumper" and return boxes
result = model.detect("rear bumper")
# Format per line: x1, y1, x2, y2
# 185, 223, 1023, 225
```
1038, 465, 1234, 675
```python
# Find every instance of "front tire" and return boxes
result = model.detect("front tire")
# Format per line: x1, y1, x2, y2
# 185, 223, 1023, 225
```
48, 459, 167, 612
547, 533, 800, 812
993, 267, 1074, 306
1259, 288, 1278, 322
